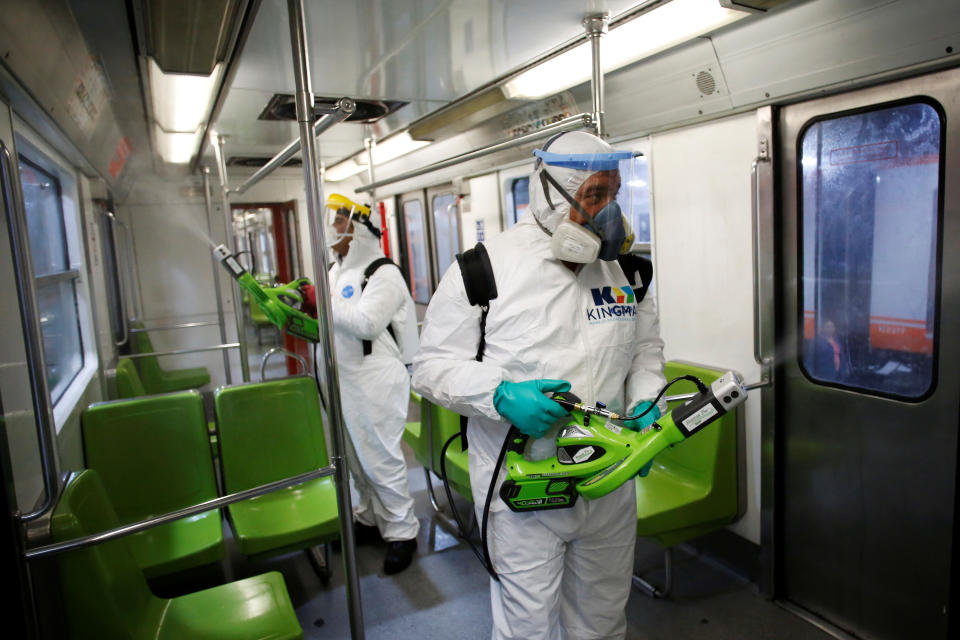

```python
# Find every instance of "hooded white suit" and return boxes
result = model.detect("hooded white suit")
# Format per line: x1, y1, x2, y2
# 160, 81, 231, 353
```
412, 132, 666, 639
329, 223, 419, 542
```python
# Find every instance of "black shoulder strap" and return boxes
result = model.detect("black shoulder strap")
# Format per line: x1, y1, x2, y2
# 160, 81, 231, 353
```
454, 243, 498, 450
616, 253, 653, 303
361, 257, 400, 356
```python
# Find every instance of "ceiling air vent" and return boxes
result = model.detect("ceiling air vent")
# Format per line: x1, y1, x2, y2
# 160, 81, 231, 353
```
227, 156, 302, 168
258, 94, 408, 124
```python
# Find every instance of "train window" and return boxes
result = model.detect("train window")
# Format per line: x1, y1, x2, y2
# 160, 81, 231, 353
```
17, 152, 85, 405
507, 177, 529, 227
431, 193, 460, 279
798, 100, 943, 399
402, 199, 430, 304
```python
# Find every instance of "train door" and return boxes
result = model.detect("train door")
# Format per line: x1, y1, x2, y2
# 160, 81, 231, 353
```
426, 185, 461, 284
775, 70, 959, 639
399, 190, 432, 308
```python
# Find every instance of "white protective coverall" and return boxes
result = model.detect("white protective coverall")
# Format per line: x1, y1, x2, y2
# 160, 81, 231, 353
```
329, 223, 420, 542
412, 131, 666, 640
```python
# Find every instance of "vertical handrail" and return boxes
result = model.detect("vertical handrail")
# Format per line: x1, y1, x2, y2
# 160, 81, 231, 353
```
114, 217, 140, 321
203, 168, 233, 384
0, 140, 61, 522
585, 13, 609, 137
212, 134, 251, 382
103, 212, 129, 347
287, 0, 364, 637
751, 148, 772, 369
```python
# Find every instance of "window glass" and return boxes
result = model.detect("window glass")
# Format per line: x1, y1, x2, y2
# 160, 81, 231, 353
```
18, 158, 69, 276
615, 155, 652, 244
18, 155, 84, 402
509, 177, 530, 227
432, 193, 460, 279
403, 200, 430, 304
35, 280, 84, 402
799, 101, 941, 398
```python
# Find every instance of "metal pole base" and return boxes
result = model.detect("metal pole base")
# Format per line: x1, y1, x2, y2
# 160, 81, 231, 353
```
632, 547, 673, 598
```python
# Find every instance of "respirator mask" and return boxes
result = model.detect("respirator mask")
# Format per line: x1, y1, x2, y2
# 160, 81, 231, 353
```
533, 142, 636, 263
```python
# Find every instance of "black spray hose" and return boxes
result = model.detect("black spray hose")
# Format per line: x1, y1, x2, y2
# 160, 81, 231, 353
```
623, 374, 708, 421
439, 431, 487, 570
439, 426, 512, 582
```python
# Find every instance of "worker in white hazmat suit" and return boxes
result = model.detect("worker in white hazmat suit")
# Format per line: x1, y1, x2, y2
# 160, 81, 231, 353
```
412, 131, 666, 638
311, 193, 420, 574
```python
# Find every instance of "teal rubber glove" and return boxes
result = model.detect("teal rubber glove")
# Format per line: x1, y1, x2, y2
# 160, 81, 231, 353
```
625, 400, 662, 477
493, 379, 572, 439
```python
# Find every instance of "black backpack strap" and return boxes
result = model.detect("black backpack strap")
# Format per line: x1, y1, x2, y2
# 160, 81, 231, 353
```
360, 257, 400, 356
616, 253, 653, 303
454, 243, 498, 450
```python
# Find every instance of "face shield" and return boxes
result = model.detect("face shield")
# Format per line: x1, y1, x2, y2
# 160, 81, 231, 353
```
532, 144, 637, 263
324, 194, 379, 248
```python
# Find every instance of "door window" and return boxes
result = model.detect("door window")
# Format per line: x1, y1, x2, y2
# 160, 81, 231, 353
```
431, 193, 460, 280
798, 100, 942, 398
402, 200, 430, 303
18, 156, 83, 403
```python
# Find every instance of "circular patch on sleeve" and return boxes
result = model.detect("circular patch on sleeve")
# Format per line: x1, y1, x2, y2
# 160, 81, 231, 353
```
341, 285, 354, 298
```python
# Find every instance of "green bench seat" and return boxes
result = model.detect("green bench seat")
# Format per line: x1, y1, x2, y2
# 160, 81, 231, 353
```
131, 322, 211, 394
81, 391, 224, 579
635, 360, 742, 548
214, 376, 339, 557
114, 358, 146, 398
51, 470, 302, 640
404, 392, 471, 502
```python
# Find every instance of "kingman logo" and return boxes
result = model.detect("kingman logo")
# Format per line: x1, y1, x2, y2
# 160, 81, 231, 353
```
591, 286, 635, 306
587, 285, 637, 322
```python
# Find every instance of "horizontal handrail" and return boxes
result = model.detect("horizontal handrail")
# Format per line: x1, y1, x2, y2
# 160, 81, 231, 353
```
24, 464, 336, 560
129, 321, 219, 333
125, 343, 239, 359
230, 97, 357, 195
355, 113, 594, 193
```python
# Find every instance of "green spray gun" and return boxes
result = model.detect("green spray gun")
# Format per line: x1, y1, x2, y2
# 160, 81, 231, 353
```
213, 244, 320, 342
498, 371, 748, 512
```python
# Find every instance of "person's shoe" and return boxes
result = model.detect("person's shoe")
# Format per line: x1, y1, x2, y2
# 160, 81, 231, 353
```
331, 522, 383, 552
354, 522, 383, 546
383, 539, 417, 575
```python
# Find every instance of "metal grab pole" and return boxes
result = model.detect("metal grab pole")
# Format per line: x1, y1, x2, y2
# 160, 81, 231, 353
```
355, 112, 593, 193
584, 13, 609, 137
203, 168, 233, 384
212, 134, 251, 382
286, 1, 364, 638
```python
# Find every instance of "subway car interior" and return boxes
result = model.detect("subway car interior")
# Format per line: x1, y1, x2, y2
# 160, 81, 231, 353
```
1, 0, 957, 638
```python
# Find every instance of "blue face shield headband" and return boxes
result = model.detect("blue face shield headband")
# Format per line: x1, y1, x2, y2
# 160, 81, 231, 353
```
535, 148, 633, 261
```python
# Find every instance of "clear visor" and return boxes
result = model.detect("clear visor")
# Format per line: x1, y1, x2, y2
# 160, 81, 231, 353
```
538, 152, 640, 256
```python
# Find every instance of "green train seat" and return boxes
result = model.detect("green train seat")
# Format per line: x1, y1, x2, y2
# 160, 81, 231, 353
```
403, 391, 428, 467
214, 376, 339, 557
51, 470, 303, 640
115, 358, 146, 398
633, 360, 743, 596
131, 322, 211, 394
81, 391, 224, 579
429, 401, 471, 502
